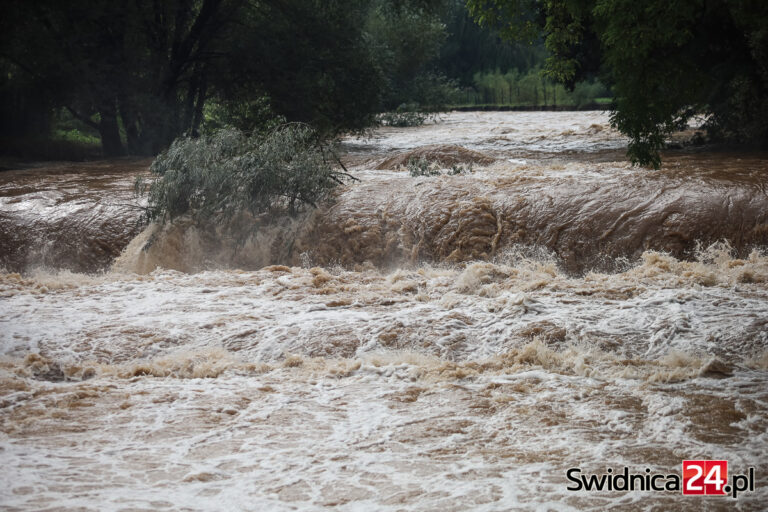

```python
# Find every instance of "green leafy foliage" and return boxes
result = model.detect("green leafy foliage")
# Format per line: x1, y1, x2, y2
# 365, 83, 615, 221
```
232, 0, 385, 137
0, 1, 387, 156
438, 1, 547, 86
202, 96, 287, 136
137, 125, 353, 225
407, 157, 442, 176
366, 0, 461, 111
466, 0, 542, 43
1, 0, 461, 157
447, 163, 474, 175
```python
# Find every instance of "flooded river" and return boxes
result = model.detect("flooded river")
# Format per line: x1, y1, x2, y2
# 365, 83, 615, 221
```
1, 112, 767, 510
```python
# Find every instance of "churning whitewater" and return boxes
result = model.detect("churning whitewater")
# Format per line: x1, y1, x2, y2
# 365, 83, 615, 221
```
1, 111, 767, 511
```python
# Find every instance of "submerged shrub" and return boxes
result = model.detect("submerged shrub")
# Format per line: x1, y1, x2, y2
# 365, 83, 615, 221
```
137, 124, 353, 224
407, 157, 441, 177
447, 163, 473, 175
407, 157, 473, 177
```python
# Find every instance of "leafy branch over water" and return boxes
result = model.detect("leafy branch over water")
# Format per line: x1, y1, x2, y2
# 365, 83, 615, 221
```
136, 124, 355, 226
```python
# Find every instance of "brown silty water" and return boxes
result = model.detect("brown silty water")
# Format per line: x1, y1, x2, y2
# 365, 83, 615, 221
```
1, 111, 767, 511
0, 159, 150, 273
2, 112, 767, 274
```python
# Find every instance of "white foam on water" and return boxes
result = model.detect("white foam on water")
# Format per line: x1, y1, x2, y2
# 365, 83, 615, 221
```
1, 112, 767, 510
1, 249, 767, 510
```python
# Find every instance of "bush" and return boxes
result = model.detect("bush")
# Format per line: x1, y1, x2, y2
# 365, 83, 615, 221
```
137, 124, 353, 225
407, 156, 441, 176
406, 157, 473, 177
447, 163, 473, 175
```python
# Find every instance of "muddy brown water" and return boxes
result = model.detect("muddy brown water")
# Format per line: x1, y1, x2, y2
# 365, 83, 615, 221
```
0, 159, 150, 273
1, 112, 767, 511
2, 115, 766, 275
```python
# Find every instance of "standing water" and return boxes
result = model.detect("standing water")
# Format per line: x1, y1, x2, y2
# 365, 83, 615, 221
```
1, 112, 767, 510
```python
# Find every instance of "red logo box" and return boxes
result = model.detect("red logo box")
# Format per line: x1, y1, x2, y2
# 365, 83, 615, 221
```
683, 460, 728, 495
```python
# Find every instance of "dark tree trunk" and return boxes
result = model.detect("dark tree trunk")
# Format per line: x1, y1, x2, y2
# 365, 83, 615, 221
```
118, 93, 141, 155
98, 107, 125, 157
181, 68, 201, 135
191, 77, 208, 136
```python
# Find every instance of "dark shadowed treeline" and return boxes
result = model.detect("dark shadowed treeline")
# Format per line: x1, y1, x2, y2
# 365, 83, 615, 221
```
4, 0, 765, 166
0, 0, 611, 159
0, 0, 457, 158
0, 0, 392, 157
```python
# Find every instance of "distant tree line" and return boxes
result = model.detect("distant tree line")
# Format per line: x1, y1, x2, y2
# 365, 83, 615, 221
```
465, 68, 608, 107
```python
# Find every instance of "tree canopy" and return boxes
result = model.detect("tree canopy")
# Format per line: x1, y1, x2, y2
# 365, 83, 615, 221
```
468, 0, 768, 167
0, 0, 454, 157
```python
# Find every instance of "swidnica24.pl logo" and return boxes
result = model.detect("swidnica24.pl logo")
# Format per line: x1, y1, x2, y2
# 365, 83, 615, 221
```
566, 460, 756, 498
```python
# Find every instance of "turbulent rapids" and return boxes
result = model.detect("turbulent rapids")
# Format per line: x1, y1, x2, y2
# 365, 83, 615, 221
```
2, 113, 767, 275
1, 111, 768, 510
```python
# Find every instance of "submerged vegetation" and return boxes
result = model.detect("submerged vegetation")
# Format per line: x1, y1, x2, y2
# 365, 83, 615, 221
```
407, 157, 473, 176
407, 157, 443, 177
138, 125, 352, 226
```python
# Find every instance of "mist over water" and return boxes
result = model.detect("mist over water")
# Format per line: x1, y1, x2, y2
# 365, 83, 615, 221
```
1, 112, 767, 510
